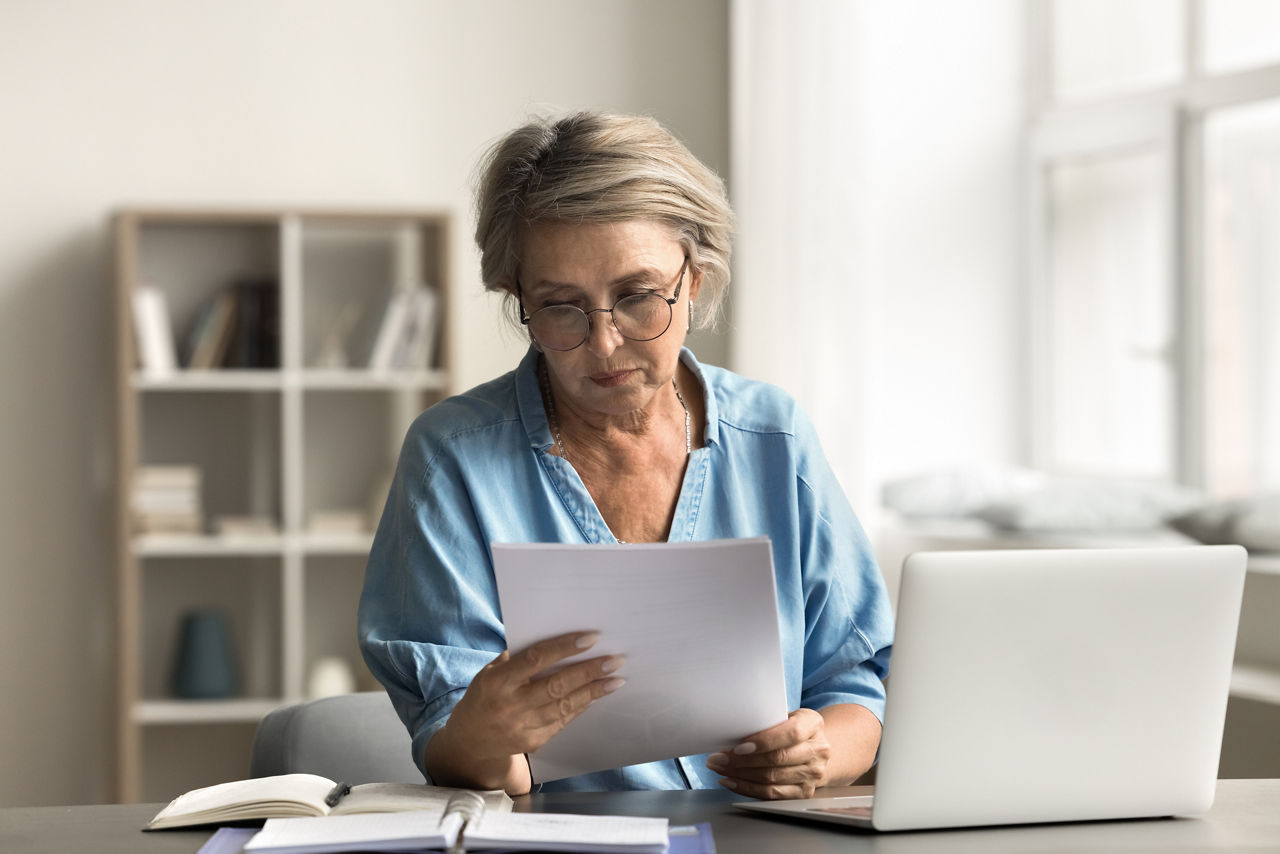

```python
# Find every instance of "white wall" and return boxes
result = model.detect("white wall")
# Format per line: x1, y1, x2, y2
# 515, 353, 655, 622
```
731, 0, 1024, 531
0, 0, 728, 806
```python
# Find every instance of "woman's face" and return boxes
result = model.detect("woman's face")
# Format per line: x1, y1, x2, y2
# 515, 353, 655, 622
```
517, 219, 700, 421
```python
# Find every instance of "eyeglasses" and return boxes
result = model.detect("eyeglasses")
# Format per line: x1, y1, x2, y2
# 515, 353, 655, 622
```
516, 255, 688, 352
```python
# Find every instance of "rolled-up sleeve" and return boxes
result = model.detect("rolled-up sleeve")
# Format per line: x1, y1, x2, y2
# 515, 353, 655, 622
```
357, 419, 505, 779
792, 414, 893, 723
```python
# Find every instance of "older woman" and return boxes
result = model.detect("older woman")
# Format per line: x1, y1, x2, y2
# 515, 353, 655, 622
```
358, 112, 892, 799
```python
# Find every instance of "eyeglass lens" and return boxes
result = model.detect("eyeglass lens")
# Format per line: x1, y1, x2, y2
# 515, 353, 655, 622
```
529, 294, 672, 351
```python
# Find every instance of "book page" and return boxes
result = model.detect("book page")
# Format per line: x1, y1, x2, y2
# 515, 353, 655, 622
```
244, 809, 459, 854
332, 782, 511, 815
148, 774, 335, 827
492, 538, 790, 782
464, 811, 669, 853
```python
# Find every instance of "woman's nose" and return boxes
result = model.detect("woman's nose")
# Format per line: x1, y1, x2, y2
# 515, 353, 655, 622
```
584, 309, 625, 358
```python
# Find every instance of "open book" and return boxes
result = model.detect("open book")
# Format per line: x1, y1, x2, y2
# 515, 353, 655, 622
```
145, 773, 512, 830
243, 792, 670, 854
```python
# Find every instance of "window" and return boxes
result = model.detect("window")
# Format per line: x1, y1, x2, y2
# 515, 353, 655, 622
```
1028, 0, 1280, 496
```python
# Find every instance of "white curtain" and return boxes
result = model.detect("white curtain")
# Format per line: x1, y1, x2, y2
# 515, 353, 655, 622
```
730, 0, 876, 510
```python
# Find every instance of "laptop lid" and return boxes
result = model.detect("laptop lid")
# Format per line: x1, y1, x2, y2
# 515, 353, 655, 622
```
870, 545, 1246, 831
735, 545, 1246, 832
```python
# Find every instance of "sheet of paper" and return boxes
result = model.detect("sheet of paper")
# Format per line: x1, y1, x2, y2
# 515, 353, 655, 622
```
491, 537, 789, 782
466, 810, 669, 852
244, 809, 457, 854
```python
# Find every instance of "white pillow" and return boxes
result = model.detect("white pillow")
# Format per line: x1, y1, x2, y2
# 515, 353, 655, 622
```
881, 468, 1045, 518
974, 479, 1206, 532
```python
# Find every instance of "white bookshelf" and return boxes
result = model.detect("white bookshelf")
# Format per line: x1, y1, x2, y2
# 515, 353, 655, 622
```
115, 208, 452, 802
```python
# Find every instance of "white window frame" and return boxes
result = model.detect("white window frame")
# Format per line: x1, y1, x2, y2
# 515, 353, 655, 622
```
1026, 0, 1280, 488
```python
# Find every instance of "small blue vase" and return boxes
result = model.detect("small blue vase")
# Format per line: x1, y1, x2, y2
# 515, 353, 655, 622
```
172, 609, 239, 699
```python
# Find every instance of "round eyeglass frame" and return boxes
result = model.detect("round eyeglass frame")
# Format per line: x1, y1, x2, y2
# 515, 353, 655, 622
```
515, 255, 689, 352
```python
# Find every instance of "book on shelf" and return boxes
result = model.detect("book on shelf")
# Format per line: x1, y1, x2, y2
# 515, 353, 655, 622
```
182, 279, 279, 370
367, 290, 412, 371
132, 286, 178, 376
132, 465, 203, 535
227, 278, 280, 369
186, 289, 238, 370
396, 286, 440, 371
368, 285, 438, 371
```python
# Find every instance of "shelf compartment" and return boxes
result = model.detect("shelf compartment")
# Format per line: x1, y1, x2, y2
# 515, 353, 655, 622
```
135, 220, 281, 371
300, 218, 447, 372
301, 390, 428, 537
139, 391, 282, 534
141, 557, 283, 702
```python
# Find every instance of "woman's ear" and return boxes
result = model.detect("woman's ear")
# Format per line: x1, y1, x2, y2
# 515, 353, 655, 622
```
688, 266, 704, 305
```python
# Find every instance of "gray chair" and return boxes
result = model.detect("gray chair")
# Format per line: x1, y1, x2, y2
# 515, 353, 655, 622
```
249, 691, 424, 785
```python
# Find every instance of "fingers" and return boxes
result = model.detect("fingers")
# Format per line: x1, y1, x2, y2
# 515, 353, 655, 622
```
469, 634, 625, 753
732, 708, 824, 756
526, 653, 625, 703
506, 631, 602, 683
528, 670, 627, 730
710, 740, 825, 769
707, 708, 831, 800
716, 776, 821, 800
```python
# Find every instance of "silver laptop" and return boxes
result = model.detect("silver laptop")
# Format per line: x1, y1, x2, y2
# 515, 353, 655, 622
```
737, 545, 1246, 832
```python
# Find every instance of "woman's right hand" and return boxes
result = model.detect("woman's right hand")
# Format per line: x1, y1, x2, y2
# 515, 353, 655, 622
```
425, 631, 625, 793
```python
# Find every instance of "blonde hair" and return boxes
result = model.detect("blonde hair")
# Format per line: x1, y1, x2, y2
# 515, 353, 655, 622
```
473, 111, 734, 330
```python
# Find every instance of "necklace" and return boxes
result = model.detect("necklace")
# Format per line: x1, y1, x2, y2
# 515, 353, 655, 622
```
539, 359, 691, 466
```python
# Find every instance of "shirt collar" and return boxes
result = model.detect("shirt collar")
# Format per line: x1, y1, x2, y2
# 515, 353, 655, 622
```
515, 346, 720, 451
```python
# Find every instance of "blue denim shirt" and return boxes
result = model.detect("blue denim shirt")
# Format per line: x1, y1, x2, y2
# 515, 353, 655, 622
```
358, 347, 893, 791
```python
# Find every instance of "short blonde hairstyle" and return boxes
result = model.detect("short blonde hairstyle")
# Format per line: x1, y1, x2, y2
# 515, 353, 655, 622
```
473, 111, 734, 330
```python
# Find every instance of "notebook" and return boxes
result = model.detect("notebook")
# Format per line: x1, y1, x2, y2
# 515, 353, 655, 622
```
737, 545, 1247, 832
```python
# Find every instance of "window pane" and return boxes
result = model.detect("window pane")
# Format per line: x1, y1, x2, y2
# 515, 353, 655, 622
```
1046, 148, 1173, 478
1203, 97, 1280, 496
1203, 0, 1280, 75
1051, 0, 1183, 102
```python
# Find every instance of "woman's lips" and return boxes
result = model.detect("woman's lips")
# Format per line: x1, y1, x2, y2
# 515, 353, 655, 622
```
589, 369, 635, 387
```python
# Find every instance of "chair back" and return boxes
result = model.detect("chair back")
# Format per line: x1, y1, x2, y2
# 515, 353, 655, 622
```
250, 691, 423, 785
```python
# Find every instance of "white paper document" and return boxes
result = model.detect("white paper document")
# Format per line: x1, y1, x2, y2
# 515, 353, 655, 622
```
491, 537, 789, 782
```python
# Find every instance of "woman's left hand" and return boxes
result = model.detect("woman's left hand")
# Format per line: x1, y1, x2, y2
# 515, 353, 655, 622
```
705, 708, 832, 799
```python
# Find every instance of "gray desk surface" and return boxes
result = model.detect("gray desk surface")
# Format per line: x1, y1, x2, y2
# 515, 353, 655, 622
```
1, 779, 1276, 854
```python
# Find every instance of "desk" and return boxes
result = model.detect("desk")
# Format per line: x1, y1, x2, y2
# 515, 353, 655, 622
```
1, 780, 1276, 854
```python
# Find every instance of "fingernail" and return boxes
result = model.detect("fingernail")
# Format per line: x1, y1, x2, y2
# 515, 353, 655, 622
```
601, 655, 624, 674
602, 677, 626, 694
706, 753, 727, 768
733, 742, 757, 755
575, 632, 600, 649
720, 778, 737, 790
